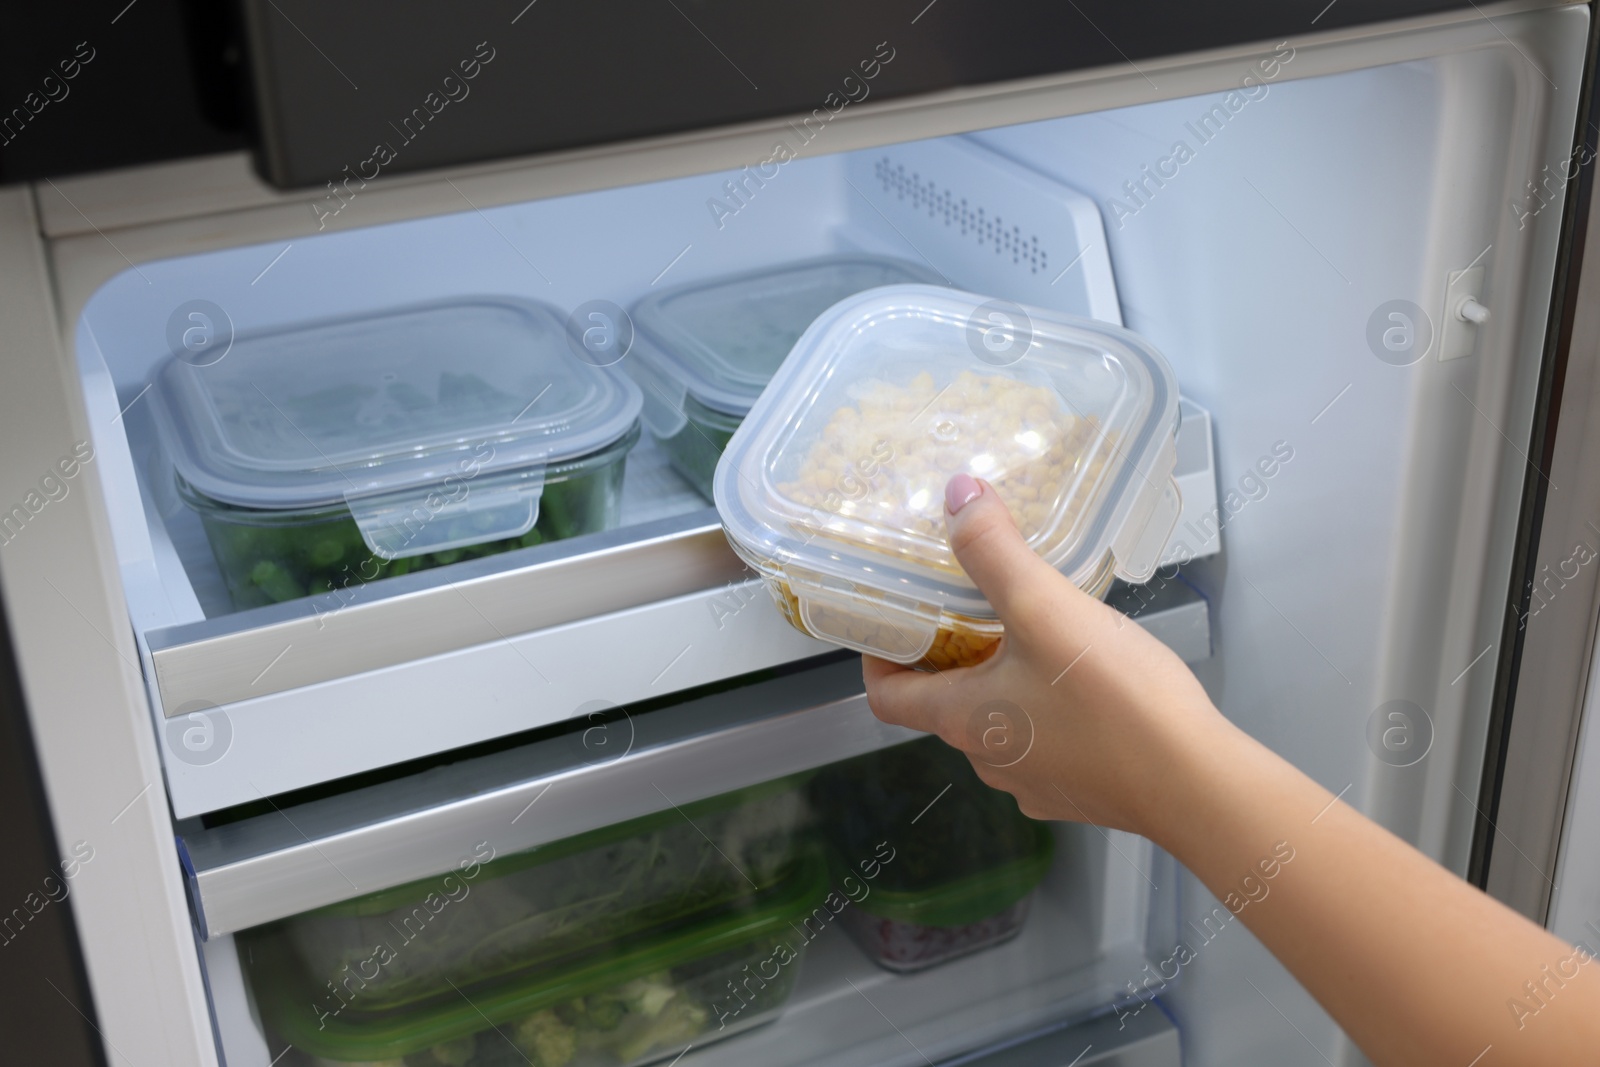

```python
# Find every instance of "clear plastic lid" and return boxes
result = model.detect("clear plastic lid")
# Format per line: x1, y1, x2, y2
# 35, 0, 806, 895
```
150, 297, 642, 556
715, 285, 1182, 661
628, 256, 940, 434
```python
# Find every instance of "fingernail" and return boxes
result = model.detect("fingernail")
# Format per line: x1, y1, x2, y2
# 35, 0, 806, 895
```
945, 473, 982, 514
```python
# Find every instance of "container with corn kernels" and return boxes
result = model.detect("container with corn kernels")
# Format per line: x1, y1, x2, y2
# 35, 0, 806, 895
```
714, 285, 1183, 670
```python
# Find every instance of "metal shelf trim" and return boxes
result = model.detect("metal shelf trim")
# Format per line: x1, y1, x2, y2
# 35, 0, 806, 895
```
147, 509, 741, 713
185, 665, 906, 937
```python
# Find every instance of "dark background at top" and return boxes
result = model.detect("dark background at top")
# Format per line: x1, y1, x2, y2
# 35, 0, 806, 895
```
0, 0, 248, 184
1, 0, 1478, 189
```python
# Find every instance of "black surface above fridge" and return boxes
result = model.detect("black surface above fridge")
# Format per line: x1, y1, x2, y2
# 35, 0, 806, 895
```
3, 0, 1485, 186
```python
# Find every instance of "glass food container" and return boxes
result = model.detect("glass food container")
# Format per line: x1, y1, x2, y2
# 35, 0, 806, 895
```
627, 256, 940, 500
811, 737, 1053, 973
148, 297, 643, 610
241, 779, 822, 1067
714, 285, 1182, 670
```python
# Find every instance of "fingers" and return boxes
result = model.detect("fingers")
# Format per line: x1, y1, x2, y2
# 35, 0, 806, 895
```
965, 757, 1055, 822
861, 654, 966, 740
861, 653, 912, 695
943, 474, 1075, 626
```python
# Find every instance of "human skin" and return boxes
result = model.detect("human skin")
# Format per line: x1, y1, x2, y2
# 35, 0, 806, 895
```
862, 473, 1600, 1066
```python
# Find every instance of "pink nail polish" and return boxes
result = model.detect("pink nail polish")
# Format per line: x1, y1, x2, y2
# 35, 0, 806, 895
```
945, 473, 982, 514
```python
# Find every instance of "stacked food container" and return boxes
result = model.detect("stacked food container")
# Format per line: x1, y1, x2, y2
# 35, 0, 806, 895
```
809, 737, 1054, 973
627, 256, 939, 500
241, 780, 822, 1066
149, 297, 643, 610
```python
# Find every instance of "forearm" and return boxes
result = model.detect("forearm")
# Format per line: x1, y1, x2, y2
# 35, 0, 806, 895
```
1152, 720, 1600, 1066
865, 482, 1600, 1062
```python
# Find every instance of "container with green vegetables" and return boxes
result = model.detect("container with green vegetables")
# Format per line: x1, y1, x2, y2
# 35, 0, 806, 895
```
241, 778, 822, 1066
809, 736, 1053, 973
149, 297, 643, 610
627, 255, 939, 500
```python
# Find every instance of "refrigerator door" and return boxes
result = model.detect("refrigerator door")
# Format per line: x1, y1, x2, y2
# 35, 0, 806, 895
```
1502, 74, 1600, 938
1550, 635, 1600, 953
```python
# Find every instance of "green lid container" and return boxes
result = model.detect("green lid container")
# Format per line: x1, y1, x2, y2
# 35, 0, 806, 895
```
243, 777, 812, 1024
246, 848, 828, 1066
845, 822, 1053, 928
626, 255, 940, 500
810, 737, 1053, 971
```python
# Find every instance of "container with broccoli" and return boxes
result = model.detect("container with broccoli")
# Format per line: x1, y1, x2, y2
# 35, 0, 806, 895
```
243, 778, 822, 1066
147, 298, 643, 612
627, 256, 940, 500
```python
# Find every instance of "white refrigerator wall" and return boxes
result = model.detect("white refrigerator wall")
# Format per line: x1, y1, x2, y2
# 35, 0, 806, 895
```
972, 22, 1586, 1066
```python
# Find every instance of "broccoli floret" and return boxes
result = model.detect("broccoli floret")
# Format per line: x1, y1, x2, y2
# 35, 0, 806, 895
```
309, 538, 345, 566
553, 999, 585, 1027
426, 1034, 476, 1066
513, 1008, 576, 1067
615, 995, 709, 1062
249, 559, 304, 602
582, 992, 627, 1030
618, 972, 677, 1018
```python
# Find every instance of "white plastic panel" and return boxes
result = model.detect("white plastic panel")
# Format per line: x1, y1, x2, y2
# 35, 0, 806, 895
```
1166, 399, 1220, 564
844, 136, 1123, 323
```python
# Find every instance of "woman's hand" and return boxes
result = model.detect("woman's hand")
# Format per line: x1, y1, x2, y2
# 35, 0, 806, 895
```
866, 474, 1600, 1067
862, 472, 1234, 842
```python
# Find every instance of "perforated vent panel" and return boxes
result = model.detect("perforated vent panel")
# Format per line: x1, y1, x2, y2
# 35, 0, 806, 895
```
847, 136, 1120, 324
873, 157, 1050, 275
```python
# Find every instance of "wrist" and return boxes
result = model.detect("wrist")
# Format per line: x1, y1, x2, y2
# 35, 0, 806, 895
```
1136, 708, 1252, 856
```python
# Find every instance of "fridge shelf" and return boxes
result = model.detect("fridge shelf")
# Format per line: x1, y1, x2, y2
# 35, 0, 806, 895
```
146, 402, 1214, 718
146, 412, 1210, 818
180, 657, 881, 939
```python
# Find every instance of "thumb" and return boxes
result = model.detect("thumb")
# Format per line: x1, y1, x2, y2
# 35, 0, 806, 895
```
943, 473, 1069, 624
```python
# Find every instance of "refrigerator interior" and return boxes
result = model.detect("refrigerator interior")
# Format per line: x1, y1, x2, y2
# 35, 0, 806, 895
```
62, 13, 1587, 1066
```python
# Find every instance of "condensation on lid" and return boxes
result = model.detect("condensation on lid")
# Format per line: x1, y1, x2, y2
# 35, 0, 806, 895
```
630, 255, 942, 418
149, 297, 642, 510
